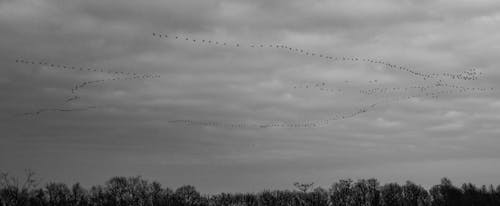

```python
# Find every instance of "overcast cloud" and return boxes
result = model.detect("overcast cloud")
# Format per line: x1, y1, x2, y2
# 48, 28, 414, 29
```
1, 0, 500, 193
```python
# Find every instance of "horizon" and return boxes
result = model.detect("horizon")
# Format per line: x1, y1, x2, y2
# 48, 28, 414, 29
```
2, 171, 496, 195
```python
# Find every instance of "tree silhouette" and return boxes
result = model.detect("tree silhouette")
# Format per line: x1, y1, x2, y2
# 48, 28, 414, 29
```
380, 183, 403, 206
45, 182, 71, 206
402, 181, 430, 206
1, 173, 500, 206
175, 185, 202, 206
429, 178, 462, 206
293, 182, 315, 193
70, 183, 89, 206
329, 179, 354, 206
0, 169, 38, 206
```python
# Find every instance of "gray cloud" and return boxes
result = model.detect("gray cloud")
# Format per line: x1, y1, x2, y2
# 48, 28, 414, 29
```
1, 0, 500, 193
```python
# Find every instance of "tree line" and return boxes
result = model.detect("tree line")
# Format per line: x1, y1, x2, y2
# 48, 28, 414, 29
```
1, 171, 500, 206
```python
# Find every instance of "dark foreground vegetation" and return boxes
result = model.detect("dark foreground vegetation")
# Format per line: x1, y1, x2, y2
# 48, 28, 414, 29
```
1, 171, 500, 206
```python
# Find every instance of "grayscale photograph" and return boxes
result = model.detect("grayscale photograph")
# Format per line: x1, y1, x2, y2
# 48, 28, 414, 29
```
1, 0, 500, 205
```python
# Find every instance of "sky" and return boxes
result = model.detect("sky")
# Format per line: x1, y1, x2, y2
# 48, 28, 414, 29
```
1, 0, 500, 193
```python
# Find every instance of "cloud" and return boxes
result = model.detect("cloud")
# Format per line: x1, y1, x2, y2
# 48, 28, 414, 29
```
374, 117, 402, 128
443, 110, 466, 119
1, 0, 500, 193
427, 121, 465, 131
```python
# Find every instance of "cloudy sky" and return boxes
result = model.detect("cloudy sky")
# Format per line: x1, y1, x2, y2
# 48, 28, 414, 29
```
1, 0, 500, 193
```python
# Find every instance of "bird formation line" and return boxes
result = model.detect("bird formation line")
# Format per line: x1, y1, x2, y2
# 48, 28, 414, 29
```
288, 81, 345, 96
167, 86, 491, 129
152, 32, 495, 129
152, 32, 483, 81
15, 58, 161, 116
360, 84, 494, 96
11, 33, 493, 127
14, 59, 155, 76
12, 105, 102, 117
71, 74, 161, 94
168, 102, 378, 129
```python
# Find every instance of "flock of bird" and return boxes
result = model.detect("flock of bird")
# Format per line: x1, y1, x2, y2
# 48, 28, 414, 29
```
152, 32, 483, 81
13, 32, 494, 129
151, 32, 494, 129
289, 81, 345, 96
168, 103, 375, 129
14, 58, 160, 116
14, 106, 102, 117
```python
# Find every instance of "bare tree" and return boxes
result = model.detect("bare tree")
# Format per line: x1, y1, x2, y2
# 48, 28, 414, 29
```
293, 182, 315, 193
0, 169, 39, 206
